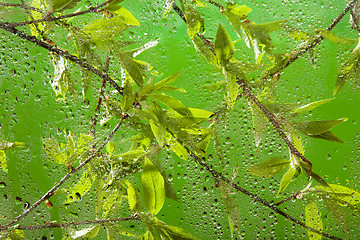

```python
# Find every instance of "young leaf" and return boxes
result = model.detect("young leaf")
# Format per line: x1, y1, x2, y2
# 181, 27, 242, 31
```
305, 200, 323, 240
68, 225, 100, 239
142, 157, 165, 215
225, 72, 239, 109
166, 108, 213, 127
316, 29, 358, 45
278, 166, 297, 194
64, 171, 95, 204
150, 119, 166, 147
292, 118, 347, 137
52, 0, 81, 12
292, 98, 334, 116
29, 0, 48, 37
249, 101, 268, 147
310, 131, 344, 143
247, 158, 289, 177
115, 51, 144, 87
104, 0, 125, 11
125, 181, 142, 212
0, 140, 25, 151
319, 194, 347, 233
219, 182, 243, 238
42, 138, 68, 164
108, 7, 140, 26
223, 3, 252, 22
105, 223, 137, 239
185, 5, 203, 39
83, 17, 128, 40
0, 151, 7, 173
334, 40, 360, 95
214, 23, 235, 64
192, 37, 220, 67
151, 93, 193, 117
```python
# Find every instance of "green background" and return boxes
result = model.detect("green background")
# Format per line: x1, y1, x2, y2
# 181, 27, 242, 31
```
1, 0, 360, 239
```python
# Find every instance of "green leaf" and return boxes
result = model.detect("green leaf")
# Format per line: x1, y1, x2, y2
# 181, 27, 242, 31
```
0, 140, 25, 151
192, 37, 220, 67
249, 101, 268, 146
68, 225, 100, 239
0, 227, 25, 239
107, 7, 140, 26
334, 41, 360, 95
214, 23, 235, 64
0, 151, 7, 173
247, 158, 289, 178
104, 0, 125, 11
150, 119, 166, 147
292, 98, 334, 116
278, 166, 297, 194
125, 180, 142, 212
29, 0, 49, 37
151, 93, 193, 117
64, 171, 95, 204
316, 29, 358, 45
52, 0, 81, 12
319, 194, 347, 233
0, 6, 22, 20
105, 223, 137, 239
83, 16, 128, 40
310, 131, 344, 143
115, 51, 144, 87
219, 182, 242, 238
305, 200, 323, 240
106, 142, 116, 157
166, 134, 188, 160
121, 80, 135, 112
142, 157, 165, 215
292, 118, 347, 137
160, 225, 200, 240
42, 138, 68, 164
185, 5, 203, 39
225, 72, 239, 109
223, 3, 252, 22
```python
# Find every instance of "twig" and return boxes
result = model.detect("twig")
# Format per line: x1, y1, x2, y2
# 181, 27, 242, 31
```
90, 54, 111, 137
13, 216, 140, 231
2, 0, 114, 28
0, 2, 42, 13
186, 150, 341, 240
238, 79, 313, 172
261, 0, 356, 80
208, 0, 224, 11
0, 115, 128, 231
0, 23, 123, 96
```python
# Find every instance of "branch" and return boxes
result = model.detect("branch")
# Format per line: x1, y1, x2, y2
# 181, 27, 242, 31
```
0, 115, 128, 231
0, 23, 123, 96
2, 0, 114, 28
186, 149, 341, 240
238, 79, 313, 173
13, 216, 140, 231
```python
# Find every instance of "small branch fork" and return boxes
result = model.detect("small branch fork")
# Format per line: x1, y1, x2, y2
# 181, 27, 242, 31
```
0, 114, 127, 231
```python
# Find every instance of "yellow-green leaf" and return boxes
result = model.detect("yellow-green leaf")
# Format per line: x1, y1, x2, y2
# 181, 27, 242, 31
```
52, 0, 81, 12
247, 158, 289, 178
278, 166, 297, 194
142, 157, 165, 215
214, 23, 235, 64
305, 200, 323, 240
64, 171, 95, 204
316, 29, 358, 45
292, 118, 347, 137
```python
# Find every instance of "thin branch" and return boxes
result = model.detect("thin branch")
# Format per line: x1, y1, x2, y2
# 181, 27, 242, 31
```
208, 0, 224, 11
261, 0, 356, 80
0, 2, 42, 13
90, 54, 111, 137
238, 79, 313, 172
13, 216, 140, 231
186, 149, 342, 240
3, 0, 114, 28
0, 115, 128, 231
0, 23, 123, 96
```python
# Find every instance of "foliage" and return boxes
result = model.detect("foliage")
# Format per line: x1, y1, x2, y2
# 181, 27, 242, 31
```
0, 0, 359, 239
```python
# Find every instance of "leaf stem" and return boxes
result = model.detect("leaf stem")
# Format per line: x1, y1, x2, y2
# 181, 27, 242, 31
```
10, 215, 140, 231
0, 23, 124, 96
0, 115, 128, 231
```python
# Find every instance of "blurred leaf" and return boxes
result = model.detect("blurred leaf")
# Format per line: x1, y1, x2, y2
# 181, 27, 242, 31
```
142, 157, 165, 215
192, 37, 220, 67
214, 23, 235, 64
0, 227, 25, 239
247, 158, 289, 177
107, 7, 140, 26
0, 6, 22, 20
316, 29, 358, 45
249, 101, 268, 146
305, 200, 323, 240
151, 93, 193, 117
292, 118, 347, 137
106, 142, 116, 157
104, 0, 125, 11
292, 98, 334, 116
121, 80, 135, 112
83, 16, 128, 40
266, 102, 300, 115
219, 182, 242, 238
185, 5, 203, 39
42, 138, 67, 164
319, 193, 347, 233
159, 224, 200, 240
163, 0, 175, 18
64, 171, 95, 204
0, 151, 7, 173
0, 140, 25, 151
29, 0, 48, 37
225, 72, 239, 109
68, 225, 100, 239
223, 3, 252, 23
105, 223, 137, 239
334, 41, 360, 95
115, 51, 144, 87
52, 0, 81, 12
278, 166, 297, 194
